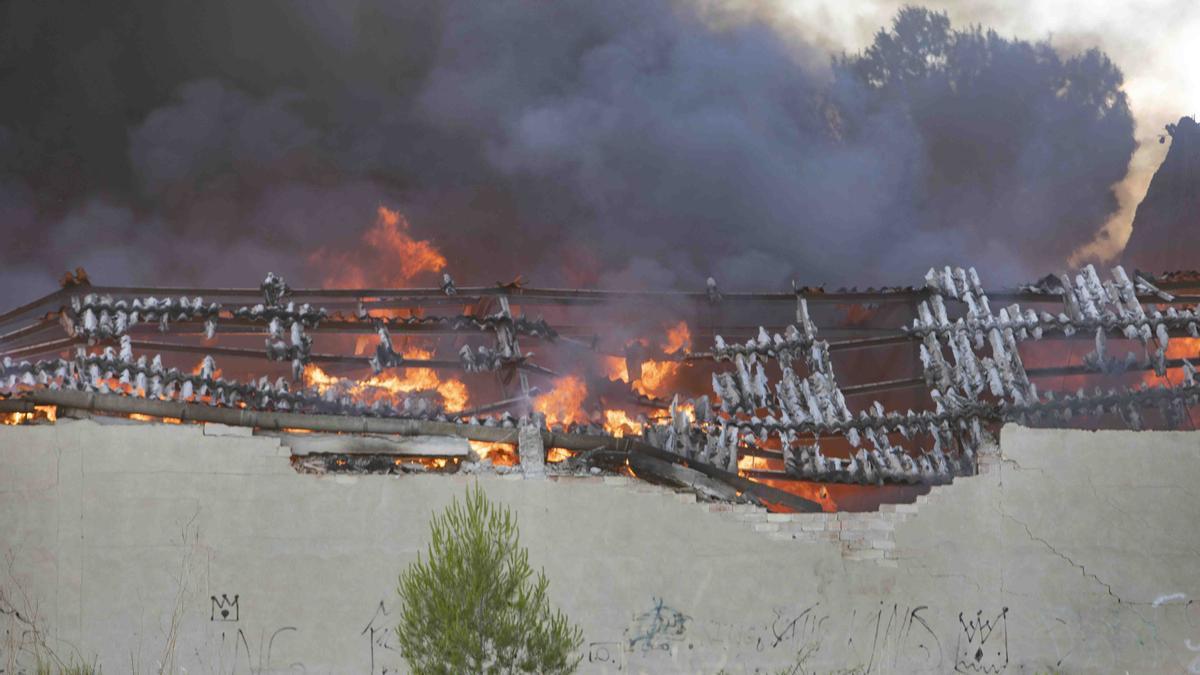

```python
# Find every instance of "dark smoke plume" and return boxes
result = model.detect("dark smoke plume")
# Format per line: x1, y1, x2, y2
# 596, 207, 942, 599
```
0, 2, 1135, 307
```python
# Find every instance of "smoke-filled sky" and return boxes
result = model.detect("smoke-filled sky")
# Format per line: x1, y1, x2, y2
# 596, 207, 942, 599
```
0, 0, 1195, 307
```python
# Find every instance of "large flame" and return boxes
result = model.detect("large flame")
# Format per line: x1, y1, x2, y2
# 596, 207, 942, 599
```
604, 321, 691, 398
305, 347, 469, 412
534, 375, 588, 427
312, 206, 446, 288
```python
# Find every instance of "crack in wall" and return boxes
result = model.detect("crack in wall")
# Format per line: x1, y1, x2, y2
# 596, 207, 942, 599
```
998, 508, 1123, 603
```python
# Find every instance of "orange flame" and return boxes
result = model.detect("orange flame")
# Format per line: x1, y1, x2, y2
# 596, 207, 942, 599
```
191, 360, 222, 379
603, 321, 690, 398
534, 375, 588, 427
1, 405, 58, 425
604, 354, 682, 399
398, 457, 450, 470
663, 320, 691, 354
469, 440, 519, 467
128, 413, 182, 424
312, 206, 446, 288
634, 361, 681, 397
603, 409, 644, 437
305, 347, 469, 412
1143, 337, 1200, 387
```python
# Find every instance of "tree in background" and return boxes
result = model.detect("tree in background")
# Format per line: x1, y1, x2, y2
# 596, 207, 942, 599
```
396, 484, 583, 675
831, 6, 1136, 267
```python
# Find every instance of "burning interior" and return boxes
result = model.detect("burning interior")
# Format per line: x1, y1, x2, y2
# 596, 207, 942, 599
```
2, 255, 1199, 513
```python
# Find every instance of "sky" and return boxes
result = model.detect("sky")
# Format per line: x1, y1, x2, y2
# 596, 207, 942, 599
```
775, 0, 1200, 261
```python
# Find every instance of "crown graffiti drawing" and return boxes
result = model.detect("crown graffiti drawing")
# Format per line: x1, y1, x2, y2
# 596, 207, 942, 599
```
955, 607, 1008, 673
211, 594, 240, 622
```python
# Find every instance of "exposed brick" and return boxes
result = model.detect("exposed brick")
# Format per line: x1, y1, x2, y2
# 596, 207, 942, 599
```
736, 513, 768, 523
796, 512, 835, 522
838, 518, 893, 531
877, 559, 900, 568
879, 503, 918, 515
766, 513, 798, 523
707, 504, 733, 513
753, 522, 781, 533
870, 539, 897, 551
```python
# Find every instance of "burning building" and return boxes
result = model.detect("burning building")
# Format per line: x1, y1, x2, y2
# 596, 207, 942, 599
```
3, 260, 1198, 513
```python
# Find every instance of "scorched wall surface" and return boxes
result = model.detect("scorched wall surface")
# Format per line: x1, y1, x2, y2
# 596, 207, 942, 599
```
1, 419, 1199, 673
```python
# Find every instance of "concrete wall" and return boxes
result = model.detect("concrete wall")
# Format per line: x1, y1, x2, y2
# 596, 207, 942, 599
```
1, 419, 1199, 673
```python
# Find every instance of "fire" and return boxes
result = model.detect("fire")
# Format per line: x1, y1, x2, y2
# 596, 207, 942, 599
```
1, 405, 57, 425
534, 375, 588, 427
604, 355, 629, 382
396, 457, 450, 470
469, 440, 519, 466
737, 454, 774, 472
191, 360, 222, 379
305, 347, 469, 412
1, 412, 29, 425
603, 321, 691, 398
1143, 337, 1200, 387
663, 321, 691, 354
633, 360, 681, 397
753, 478, 838, 512
128, 413, 182, 424
603, 409, 644, 437
547, 447, 574, 463
312, 206, 446, 288
354, 335, 373, 355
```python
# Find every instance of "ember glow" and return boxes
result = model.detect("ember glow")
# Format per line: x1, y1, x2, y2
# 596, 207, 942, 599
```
304, 347, 469, 412
128, 413, 182, 424
1, 405, 57, 426
311, 206, 447, 288
1144, 337, 1200, 387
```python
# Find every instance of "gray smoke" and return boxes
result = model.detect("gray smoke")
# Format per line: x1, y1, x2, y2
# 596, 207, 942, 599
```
0, 1, 1136, 307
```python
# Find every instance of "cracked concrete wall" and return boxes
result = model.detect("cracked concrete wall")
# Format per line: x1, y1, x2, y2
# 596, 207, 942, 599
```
1, 419, 1199, 673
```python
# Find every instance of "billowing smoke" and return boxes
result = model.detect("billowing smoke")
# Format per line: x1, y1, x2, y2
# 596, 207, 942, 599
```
0, 2, 1135, 306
